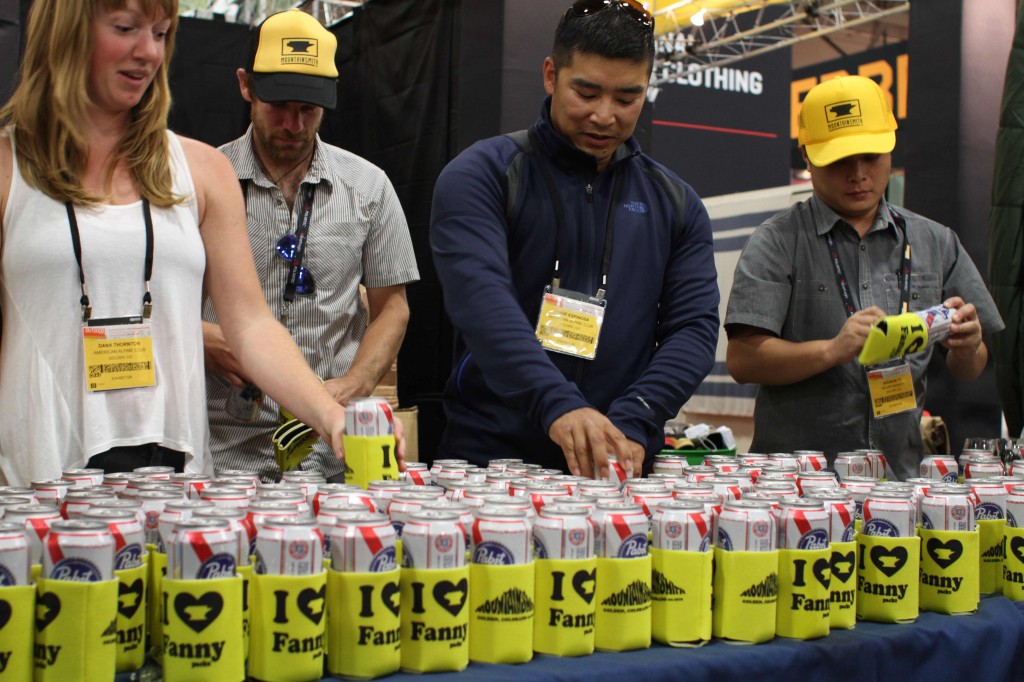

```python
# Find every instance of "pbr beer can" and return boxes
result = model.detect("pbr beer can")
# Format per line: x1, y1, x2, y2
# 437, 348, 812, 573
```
367, 479, 411, 514
192, 506, 254, 565
861, 490, 915, 537
325, 488, 377, 514
592, 500, 648, 559
133, 465, 175, 481
547, 475, 589, 496
44, 519, 114, 581
753, 480, 800, 498
345, 396, 395, 436
653, 454, 689, 477
854, 450, 889, 480
964, 456, 1004, 480
0, 521, 31, 585
486, 458, 524, 472
715, 499, 776, 551
89, 496, 145, 524
431, 459, 470, 479
403, 462, 433, 487
168, 518, 238, 580
670, 480, 716, 498
61, 468, 105, 487
833, 453, 870, 481
758, 464, 801, 481
3, 504, 60, 564
576, 480, 621, 496
247, 500, 302, 556
533, 504, 593, 560
386, 490, 445, 536
470, 508, 532, 564
480, 496, 537, 526
100, 472, 144, 495
920, 455, 959, 483
281, 470, 326, 503
32, 479, 73, 505
711, 475, 751, 504
682, 465, 717, 483
421, 500, 474, 537
628, 485, 674, 521
524, 468, 561, 482
138, 489, 184, 545
601, 454, 628, 486
215, 469, 261, 485
461, 488, 512, 509
0, 497, 35, 519
167, 472, 212, 500
483, 471, 520, 491
705, 455, 740, 474
839, 475, 880, 519
255, 517, 325, 576
796, 470, 839, 496
401, 510, 466, 569
1006, 489, 1024, 527
776, 498, 831, 550
81, 508, 145, 570
970, 481, 1007, 521
525, 481, 572, 513
794, 450, 828, 472
768, 454, 800, 469
804, 489, 856, 542
158, 500, 215, 553
435, 464, 473, 491
650, 500, 712, 553
443, 480, 484, 504
743, 491, 783, 511
329, 512, 398, 572
311, 483, 362, 516
315, 501, 374, 555
61, 488, 117, 520
919, 486, 975, 531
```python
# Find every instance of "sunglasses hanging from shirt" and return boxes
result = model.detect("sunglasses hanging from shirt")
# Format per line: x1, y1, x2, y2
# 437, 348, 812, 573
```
279, 183, 317, 324
66, 200, 157, 392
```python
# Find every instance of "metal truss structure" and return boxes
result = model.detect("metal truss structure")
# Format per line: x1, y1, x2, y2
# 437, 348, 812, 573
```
181, 0, 367, 26
651, 0, 910, 87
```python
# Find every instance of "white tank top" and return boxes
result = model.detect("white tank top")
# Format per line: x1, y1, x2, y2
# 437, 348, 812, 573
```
0, 130, 209, 485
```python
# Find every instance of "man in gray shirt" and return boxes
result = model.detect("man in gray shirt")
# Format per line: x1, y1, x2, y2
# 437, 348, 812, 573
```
724, 75, 1003, 481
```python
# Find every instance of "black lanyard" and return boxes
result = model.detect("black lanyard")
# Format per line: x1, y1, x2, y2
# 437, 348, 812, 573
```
529, 131, 619, 300
825, 207, 911, 318
283, 183, 316, 304
65, 199, 154, 322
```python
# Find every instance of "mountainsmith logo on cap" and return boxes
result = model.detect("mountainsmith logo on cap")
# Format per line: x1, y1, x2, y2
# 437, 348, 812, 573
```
825, 99, 862, 132
280, 38, 318, 67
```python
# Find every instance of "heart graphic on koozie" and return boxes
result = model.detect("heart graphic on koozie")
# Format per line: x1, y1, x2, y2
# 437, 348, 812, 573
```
812, 558, 832, 588
831, 551, 855, 582
174, 592, 223, 634
1011, 536, 1024, 564
35, 592, 60, 631
433, 579, 468, 617
0, 600, 10, 630
381, 581, 400, 617
118, 579, 144, 619
573, 569, 596, 604
926, 538, 963, 570
297, 586, 326, 625
870, 545, 908, 578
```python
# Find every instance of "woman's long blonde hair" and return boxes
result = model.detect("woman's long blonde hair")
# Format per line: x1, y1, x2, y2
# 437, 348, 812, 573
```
0, 0, 181, 207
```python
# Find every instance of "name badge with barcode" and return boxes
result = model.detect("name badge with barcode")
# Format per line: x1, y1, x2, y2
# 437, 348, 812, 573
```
82, 316, 156, 392
866, 362, 916, 418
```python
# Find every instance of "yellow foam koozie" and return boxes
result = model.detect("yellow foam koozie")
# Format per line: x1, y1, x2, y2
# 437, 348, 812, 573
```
594, 556, 651, 652
828, 541, 857, 629
978, 519, 1006, 594
249, 571, 327, 682
776, 548, 831, 640
343, 435, 400, 489
114, 563, 148, 673
469, 562, 534, 664
273, 418, 320, 473
400, 566, 469, 673
650, 548, 712, 647
918, 529, 979, 615
34, 578, 118, 682
161, 576, 245, 682
326, 568, 401, 679
711, 548, 778, 644
147, 547, 167, 662
0, 584, 34, 681
858, 311, 928, 366
1003, 526, 1024, 600
533, 558, 596, 657
855, 534, 919, 623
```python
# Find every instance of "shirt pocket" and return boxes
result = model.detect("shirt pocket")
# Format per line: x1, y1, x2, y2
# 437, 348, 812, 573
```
884, 272, 942, 311
790, 279, 846, 342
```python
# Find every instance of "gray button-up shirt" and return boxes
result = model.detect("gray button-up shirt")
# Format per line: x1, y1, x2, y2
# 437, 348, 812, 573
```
725, 194, 1004, 480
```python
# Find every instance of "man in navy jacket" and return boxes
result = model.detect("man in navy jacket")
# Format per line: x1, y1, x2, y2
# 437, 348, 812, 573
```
430, 0, 719, 480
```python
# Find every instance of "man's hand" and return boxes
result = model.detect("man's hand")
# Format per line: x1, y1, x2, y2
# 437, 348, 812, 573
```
828, 306, 886, 366
548, 408, 643, 480
323, 375, 373, 406
942, 296, 988, 382
202, 321, 252, 387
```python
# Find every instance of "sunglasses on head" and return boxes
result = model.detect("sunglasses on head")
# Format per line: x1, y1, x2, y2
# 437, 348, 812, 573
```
276, 233, 316, 296
569, 0, 653, 27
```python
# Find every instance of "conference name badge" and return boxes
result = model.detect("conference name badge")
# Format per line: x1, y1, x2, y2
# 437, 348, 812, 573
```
82, 316, 155, 392
866, 362, 916, 418
535, 288, 605, 361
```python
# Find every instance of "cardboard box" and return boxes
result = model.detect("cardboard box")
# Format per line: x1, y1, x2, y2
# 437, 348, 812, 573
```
395, 406, 419, 463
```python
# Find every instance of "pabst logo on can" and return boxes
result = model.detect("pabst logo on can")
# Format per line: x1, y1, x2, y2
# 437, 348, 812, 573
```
975, 503, 1003, 521
617, 534, 648, 558
942, 472, 957, 484
797, 529, 830, 551
920, 513, 934, 530
568, 528, 586, 546
472, 541, 515, 565
862, 519, 900, 537
51, 558, 103, 582
664, 521, 682, 539
434, 534, 453, 553
533, 536, 548, 559
716, 528, 734, 550
358, 412, 374, 426
0, 566, 16, 585
198, 554, 236, 579
841, 523, 855, 543
289, 541, 309, 560
752, 520, 770, 538
951, 505, 967, 521
369, 547, 397, 572
114, 544, 143, 571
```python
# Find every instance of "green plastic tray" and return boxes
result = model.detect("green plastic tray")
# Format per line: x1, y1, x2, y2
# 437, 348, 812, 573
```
658, 448, 737, 466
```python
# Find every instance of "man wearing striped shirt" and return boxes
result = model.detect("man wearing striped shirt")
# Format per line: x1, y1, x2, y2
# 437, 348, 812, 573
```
202, 10, 419, 481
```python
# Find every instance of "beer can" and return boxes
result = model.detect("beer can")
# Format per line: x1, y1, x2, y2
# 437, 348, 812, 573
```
753, 480, 800, 498
523, 468, 561, 482
61, 488, 117, 520
575, 480, 621, 496
627, 484, 674, 521
435, 464, 473, 491
421, 500, 473, 536
796, 470, 839, 496
255, 517, 324, 576
861, 490, 915, 537
215, 469, 261, 485
648, 472, 689, 487
402, 510, 466, 569
743, 491, 782, 511
504, 463, 540, 475
1006, 490, 1024, 527
89, 496, 145, 524
592, 500, 648, 559
480, 496, 537, 526
482, 471, 519, 491
0, 521, 31, 585
653, 454, 689, 477
758, 465, 801, 481
715, 499, 776, 551
525, 481, 572, 513
804, 489, 856, 542
486, 458, 524, 472
329, 512, 398, 572
168, 518, 238, 580
61, 468, 105, 487
776, 498, 831, 550
705, 455, 740, 474
308, 483, 358, 515
193, 506, 254, 566
81, 508, 145, 570
133, 465, 176, 480
325, 488, 377, 514
100, 472, 144, 495
920, 455, 959, 483
282, 470, 326, 500
920, 486, 975, 531
461, 488, 512, 509
650, 500, 711, 553
442, 480, 484, 504
735, 464, 763, 484
533, 504, 593, 560
158, 500, 215, 553
833, 452, 871, 481
345, 397, 395, 436
768, 454, 800, 469
794, 450, 828, 472
367, 479, 411, 514
2, 504, 60, 564
470, 508, 532, 564
314, 501, 372, 553
839, 475, 880, 520
226, 383, 263, 422
682, 465, 718, 483
431, 459, 469, 479
137, 489, 184, 545
670, 480, 716, 498
600, 454, 628, 487
0, 497, 35, 519
1010, 461, 1024, 480
167, 473, 212, 501
403, 462, 433, 487
386, 490, 445, 536
855, 449, 889, 480
44, 519, 114, 581
31, 479, 72, 506
964, 455, 1004, 480
970, 481, 1007, 521
710, 476, 748, 504
253, 490, 310, 517
546, 475, 588, 496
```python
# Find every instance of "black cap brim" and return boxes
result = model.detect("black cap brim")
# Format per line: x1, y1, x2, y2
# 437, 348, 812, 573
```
251, 72, 337, 110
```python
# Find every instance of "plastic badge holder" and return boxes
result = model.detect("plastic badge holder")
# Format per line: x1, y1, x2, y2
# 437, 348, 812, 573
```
34, 578, 118, 682
711, 548, 778, 644
469, 563, 534, 664
533, 558, 596, 657
1002, 526, 1024, 600
114, 562, 148, 673
161, 576, 245, 682
977, 519, 1006, 594
400, 566, 470, 673
918, 529, 979, 615
343, 435, 400, 490
650, 548, 712, 647
147, 546, 167, 662
249, 572, 327, 682
594, 556, 652, 652
855, 534, 920, 623
326, 568, 401, 679
776, 548, 831, 640
828, 541, 857, 629
0, 584, 35, 681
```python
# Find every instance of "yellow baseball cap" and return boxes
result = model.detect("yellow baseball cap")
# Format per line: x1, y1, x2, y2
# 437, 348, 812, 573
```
798, 75, 897, 167
249, 9, 339, 109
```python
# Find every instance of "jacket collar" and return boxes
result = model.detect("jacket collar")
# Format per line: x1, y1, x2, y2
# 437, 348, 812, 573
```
530, 96, 641, 173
